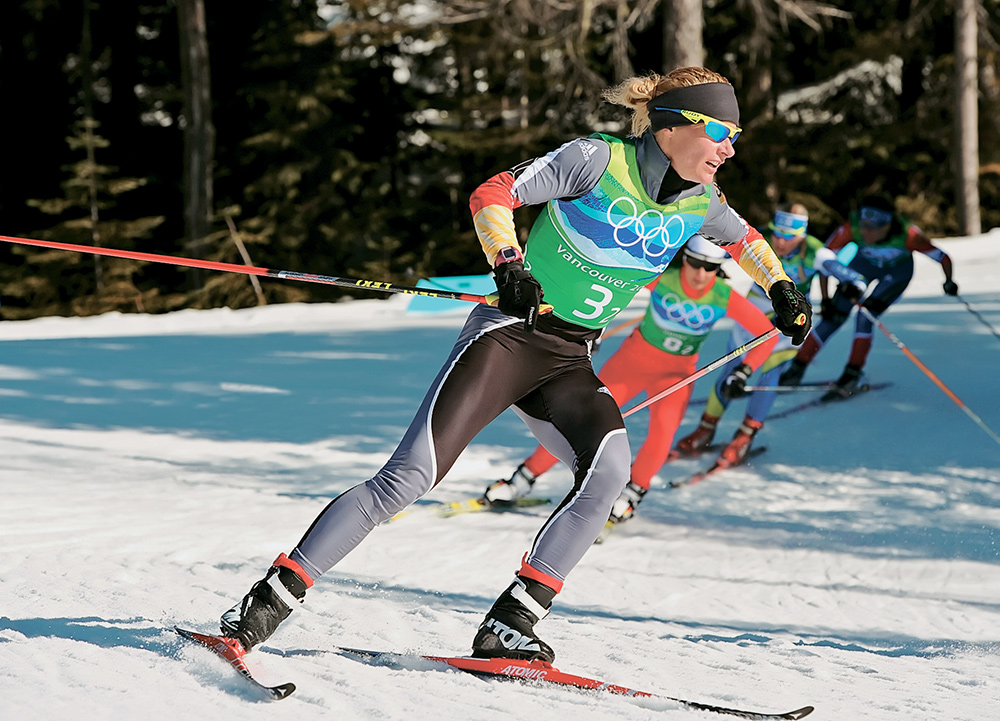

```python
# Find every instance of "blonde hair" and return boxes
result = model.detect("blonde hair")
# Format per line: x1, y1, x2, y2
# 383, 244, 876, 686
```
603, 67, 732, 137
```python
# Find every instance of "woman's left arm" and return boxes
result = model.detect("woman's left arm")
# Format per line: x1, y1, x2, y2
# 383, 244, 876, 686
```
698, 186, 792, 292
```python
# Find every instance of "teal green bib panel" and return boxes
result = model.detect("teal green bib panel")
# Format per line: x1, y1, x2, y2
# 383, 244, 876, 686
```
524, 134, 711, 329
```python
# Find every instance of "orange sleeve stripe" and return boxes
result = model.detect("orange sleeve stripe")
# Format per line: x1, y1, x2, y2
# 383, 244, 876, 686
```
725, 229, 792, 291
473, 206, 519, 265
470, 172, 524, 265
469, 172, 521, 215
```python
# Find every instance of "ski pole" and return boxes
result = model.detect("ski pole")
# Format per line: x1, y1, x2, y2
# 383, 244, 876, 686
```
743, 384, 833, 393
858, 305, 1000, 448
622, 328, 780, 418
954, 293, 1000, 344
0, 234, 494, 305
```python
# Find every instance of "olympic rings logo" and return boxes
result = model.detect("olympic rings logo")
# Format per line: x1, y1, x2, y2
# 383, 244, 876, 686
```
657, 292, 717, 329
607, 196, 688, 261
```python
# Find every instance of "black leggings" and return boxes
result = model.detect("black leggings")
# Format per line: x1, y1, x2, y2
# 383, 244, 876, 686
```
289, 305, 631, 589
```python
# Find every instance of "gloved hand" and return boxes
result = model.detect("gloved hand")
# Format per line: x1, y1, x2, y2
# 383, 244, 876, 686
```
494, 260, 543, 332
943, 279, 959, 296
721, 363, 752, 401
770, 279, 813, 346
840, 280, 866, 303
820, 297, 838, 322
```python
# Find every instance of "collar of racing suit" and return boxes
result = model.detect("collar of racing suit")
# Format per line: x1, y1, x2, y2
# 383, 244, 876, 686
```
635, 131, 699, 204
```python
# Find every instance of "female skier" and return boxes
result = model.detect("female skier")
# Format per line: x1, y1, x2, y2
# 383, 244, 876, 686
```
216, 67, 811, 664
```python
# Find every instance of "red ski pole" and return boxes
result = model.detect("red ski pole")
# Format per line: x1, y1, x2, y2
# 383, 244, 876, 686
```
0, 234, 493, 305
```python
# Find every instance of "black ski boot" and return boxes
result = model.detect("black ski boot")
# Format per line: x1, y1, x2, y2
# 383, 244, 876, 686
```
220, 553, 312, 652
822, 364, 863, 401
472, 576, 556, 662
779, 358, 808, 386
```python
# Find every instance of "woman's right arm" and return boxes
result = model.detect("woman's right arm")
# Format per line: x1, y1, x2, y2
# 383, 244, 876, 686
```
469, 138, 610, 265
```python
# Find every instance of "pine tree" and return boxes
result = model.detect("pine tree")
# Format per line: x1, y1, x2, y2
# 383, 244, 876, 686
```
3, 118, 166, 319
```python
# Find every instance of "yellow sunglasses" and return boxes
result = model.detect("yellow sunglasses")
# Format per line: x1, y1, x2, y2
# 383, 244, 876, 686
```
655, 107, 742, 143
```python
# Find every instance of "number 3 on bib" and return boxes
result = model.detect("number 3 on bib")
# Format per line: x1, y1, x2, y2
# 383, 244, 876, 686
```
572, 284, 621, 324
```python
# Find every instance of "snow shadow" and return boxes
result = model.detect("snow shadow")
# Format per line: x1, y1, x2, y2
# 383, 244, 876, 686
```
0, 327, 460, 444
0, 615, 174, 654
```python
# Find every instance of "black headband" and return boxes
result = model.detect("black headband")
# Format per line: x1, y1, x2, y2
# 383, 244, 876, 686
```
647, 83, 740, 132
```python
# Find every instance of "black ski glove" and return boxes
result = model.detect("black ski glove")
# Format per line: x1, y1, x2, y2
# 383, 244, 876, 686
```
943, 279, 959, 296
839, 280, 864, 303
721, 363, 752, 401
494, 260, 543, 333
770, 279, 813, 346
819, 297, 838, 322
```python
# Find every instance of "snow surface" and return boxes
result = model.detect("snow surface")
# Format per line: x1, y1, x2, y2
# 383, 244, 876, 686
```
1, 231, 999, 721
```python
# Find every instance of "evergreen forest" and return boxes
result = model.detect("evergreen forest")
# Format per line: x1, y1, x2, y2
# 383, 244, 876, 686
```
2, 0, 998, 319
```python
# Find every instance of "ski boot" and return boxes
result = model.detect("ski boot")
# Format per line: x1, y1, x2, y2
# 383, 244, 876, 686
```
472, 576, 556, 662
484, 463, 536, 505
220, 553, 313, 652
779, 358, 808, 387
717, 417, 764, 468
609, 481, 647, 524
821, 364, 863, 402
674, 414, 720, 456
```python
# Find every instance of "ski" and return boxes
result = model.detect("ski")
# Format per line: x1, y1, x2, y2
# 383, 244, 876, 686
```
389, 496, 550, 522
434, 496, 550, 518
767, 382, 892, 421
327, 647, 814, 719
685, 380, 840, 408
666, 443, 726, 462
742, 383, 835, 393
174, 627, 295, 700
671, 446, 768, 488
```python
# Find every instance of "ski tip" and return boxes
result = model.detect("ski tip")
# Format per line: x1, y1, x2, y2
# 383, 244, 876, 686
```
269, 682, 296, 700
786, 706, 815, 719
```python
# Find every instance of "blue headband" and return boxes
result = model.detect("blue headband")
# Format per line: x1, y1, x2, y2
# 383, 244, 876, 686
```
860, 207, 893, 227
770, 210, 808, 237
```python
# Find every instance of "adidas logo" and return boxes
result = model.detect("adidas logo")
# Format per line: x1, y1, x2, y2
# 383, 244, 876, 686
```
578, 141, 597, 161
484, 618, 542, 653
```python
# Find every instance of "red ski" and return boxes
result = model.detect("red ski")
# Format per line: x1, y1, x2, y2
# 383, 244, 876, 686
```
671, 446, 768, 488
333, 647, 814, 719
174, 627, 295, 700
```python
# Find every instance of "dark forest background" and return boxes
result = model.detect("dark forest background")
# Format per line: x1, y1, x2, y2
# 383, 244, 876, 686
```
2, 0, 998, 320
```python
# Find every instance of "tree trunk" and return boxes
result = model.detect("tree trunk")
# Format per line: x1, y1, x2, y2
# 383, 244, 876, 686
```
663, 0, 704, 71
177, 0, 215, 288
954, 0, 981, 235
82, 0, 103, 290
